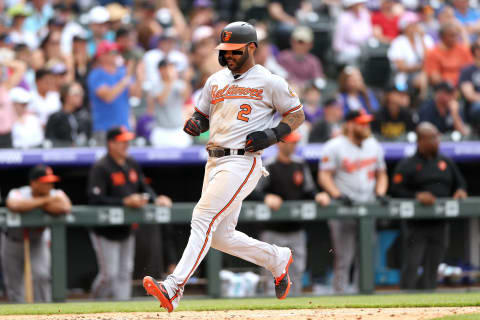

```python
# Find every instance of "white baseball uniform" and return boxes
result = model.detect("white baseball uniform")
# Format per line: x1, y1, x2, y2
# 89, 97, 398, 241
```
319, 135, 385, 293
163, 64, 302, 307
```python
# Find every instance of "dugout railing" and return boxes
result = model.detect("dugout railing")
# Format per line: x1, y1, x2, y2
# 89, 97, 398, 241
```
0, 198, 477, 302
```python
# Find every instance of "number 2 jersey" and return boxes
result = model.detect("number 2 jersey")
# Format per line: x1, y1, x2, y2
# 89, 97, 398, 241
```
194, 64, 303, 150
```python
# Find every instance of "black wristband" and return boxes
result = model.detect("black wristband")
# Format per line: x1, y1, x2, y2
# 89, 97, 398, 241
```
272, 122, 292, 141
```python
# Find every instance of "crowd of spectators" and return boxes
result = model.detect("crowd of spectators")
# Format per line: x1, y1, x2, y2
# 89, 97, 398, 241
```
0, 0, 479, 149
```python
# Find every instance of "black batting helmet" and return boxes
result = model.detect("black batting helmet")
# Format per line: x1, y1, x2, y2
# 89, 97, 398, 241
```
215, 21, 258, 51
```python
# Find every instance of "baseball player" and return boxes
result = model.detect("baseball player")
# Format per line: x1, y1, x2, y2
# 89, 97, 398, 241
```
143, 21, 305, 312
2, 165, 71, 302
318, 110, 388, 293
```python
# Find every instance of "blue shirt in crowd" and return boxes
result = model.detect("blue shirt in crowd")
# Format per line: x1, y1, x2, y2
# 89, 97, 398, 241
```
87, 66, 130, 132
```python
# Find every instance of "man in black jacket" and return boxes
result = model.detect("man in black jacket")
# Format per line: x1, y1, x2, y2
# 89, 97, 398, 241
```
253, 131, 330, 296
87, 126, 171, 300
391, 122, 467, 290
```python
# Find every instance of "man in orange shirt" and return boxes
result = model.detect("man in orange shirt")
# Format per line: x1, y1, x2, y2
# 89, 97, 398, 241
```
424, 23, 472, 86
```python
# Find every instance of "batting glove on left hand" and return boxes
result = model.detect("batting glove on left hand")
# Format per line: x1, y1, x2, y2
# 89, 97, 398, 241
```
183, 118, 202, 136
245, 129, 278, 152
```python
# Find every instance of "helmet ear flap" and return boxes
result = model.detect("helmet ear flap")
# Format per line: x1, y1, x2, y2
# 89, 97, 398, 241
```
218, 50, 227, 66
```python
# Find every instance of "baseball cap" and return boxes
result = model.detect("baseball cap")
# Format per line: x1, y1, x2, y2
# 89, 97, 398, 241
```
283, 131, 301, 143
434, 81, 455, 92
291, 26, 313, 43
89, 6, 110, 24
29, 165, 60, 183
345, 110, 374, 124
107, 126, 135, 142
9, 87, 31, 104
95, 40, 119, 58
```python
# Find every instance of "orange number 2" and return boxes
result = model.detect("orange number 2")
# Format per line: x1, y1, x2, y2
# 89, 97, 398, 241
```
237, 104, 252, 122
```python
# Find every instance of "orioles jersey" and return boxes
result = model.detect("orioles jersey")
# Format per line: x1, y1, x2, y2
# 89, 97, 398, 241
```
320, 135, 386, 203
194, 64, 302, 150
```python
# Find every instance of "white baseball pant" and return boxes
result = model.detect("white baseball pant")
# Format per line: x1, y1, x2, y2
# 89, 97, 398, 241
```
163, 154, 292, 305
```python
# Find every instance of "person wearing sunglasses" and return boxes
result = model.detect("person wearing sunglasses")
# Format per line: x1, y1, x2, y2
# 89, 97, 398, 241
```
143, 21, 306, 312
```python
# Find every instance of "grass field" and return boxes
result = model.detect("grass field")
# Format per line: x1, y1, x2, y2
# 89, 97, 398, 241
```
1, 292, 480, 316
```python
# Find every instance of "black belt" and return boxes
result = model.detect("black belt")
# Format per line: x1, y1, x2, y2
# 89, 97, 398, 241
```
208, 148, 245, 158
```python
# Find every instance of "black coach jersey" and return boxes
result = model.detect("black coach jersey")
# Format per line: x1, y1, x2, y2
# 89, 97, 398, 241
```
87, 154, 156, 240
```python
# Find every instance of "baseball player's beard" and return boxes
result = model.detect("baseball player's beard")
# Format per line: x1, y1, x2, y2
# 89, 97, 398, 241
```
228, 49, 250, 73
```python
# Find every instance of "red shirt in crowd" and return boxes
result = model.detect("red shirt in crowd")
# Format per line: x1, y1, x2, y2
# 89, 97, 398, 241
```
371, 11, 400, 41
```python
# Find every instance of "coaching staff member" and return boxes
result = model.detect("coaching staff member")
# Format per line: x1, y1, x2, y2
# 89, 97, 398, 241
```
87, 126, 172, 300
391, 122, 467, 290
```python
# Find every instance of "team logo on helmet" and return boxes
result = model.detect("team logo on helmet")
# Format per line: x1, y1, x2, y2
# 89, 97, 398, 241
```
222, 31, 232, 42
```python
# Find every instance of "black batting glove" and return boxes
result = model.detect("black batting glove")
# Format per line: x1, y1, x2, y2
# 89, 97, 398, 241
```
376, 195, 390, 206
245, 129, 278, 152
336, 195, 354, 207
183, 118, 202, 136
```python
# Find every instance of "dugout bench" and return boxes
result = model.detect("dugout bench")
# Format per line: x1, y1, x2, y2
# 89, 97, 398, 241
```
0, 198, 478, 302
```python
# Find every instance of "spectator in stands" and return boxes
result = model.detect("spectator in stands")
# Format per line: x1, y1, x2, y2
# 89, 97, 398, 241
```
87, 41, 135, 144
254, 28, 288, 79
23, 0, 54, 37
372, 84, 416, 140
8, 4, 38, 49
302, 81, 325, 124
253, 131, 331, 296
87, 126, 172, 300
371, 0, 401, 44
277, 25, 325, 91
148, 59, 191, 147
86, 6, 114, 58
14, 43, 38, 91
319, 110, 388, 293
143, 28, 189, 88
459, 42, 480, 135
135, 1, 162, 51
189, 25, 222, 90
0, 58, 27, 148
388, 12, 433, 100
71, 33, 90, 97
11, 87, 44, 149
46, 82, 89, 147
2, 165, 71, 302
391, 122, 467, 290
452, 0, 480, 37
268, 0, 302, 50
333, 0, 373, 66
424, 23, 472, 86
418, 81, 468, 135
337, 65, 380, 115
106, 3, 130, 33
116, 28, 144, 66
28, 68, 61, 126
309, 97, 344, 143
39, 30, 74, 83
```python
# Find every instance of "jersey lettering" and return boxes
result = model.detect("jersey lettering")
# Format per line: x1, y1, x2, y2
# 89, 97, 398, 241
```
237, 104, 252, 122
211, 84, 264, 104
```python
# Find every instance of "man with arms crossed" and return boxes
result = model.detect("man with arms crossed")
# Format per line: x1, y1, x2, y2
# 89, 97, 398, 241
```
143, 21, 305, 312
